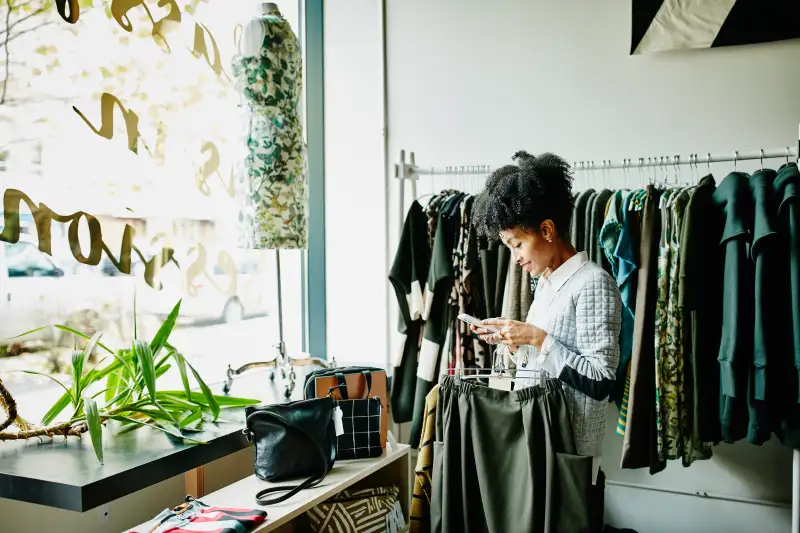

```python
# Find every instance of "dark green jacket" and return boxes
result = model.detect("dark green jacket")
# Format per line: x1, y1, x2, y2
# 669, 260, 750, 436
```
774, 163, 800, 397
571, 189, 595, 252
750, 169, 779, 403
679, 175, 722, 444
773, 163, 800, 449
713, 172, 754, 443
590, 189, 613, 271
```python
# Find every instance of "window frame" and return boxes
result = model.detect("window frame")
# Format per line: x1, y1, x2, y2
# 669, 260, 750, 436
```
303, 0, 327, 360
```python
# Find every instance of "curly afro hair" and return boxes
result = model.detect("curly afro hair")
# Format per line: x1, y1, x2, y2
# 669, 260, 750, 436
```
471, 150, 574, 240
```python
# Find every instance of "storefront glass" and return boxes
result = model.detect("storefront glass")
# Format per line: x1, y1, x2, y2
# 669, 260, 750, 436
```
0, 0, 307, 419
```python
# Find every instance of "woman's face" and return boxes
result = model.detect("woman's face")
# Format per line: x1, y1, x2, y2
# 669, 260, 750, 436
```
500, 224, 554, 277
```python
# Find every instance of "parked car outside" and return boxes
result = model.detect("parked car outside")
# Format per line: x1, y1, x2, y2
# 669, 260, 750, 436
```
0, 239, 133, 350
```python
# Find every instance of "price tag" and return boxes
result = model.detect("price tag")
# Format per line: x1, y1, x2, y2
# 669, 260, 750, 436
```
333, 406, 344, 436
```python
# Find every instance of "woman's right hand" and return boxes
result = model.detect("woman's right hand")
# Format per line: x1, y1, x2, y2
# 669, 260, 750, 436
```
469, 321, 518, 352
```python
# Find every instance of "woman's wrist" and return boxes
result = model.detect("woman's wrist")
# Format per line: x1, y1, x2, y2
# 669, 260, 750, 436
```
527, 325, 546, 350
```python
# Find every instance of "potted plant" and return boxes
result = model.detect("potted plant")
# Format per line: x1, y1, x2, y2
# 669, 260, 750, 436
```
0, 300, 260, 464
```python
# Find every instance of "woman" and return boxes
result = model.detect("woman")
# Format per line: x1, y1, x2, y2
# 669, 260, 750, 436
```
470, 151, 622, 527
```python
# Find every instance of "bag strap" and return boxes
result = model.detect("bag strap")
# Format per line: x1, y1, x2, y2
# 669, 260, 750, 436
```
361, 371, 373, 397
252, 410, 333, 506
329, 371, 374, 400
335, 373, 349, 400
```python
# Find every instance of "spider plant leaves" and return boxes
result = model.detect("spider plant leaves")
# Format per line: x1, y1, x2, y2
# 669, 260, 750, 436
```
53, 325, 115, 355
6, 325, 55, 340
150, 300, 181, 360
159, 393, 199, 410
104, 368, 126, 406
40, 350, 138, 425
187, 362, 220, 421
42, 393, 73, 425
106, 350, 135, 381
21, 371, 74, 405
171, 350, 193, 400
71, 349, 87, 400
34, 298, 262, 465
133, 340, 157, 403
83, 396, 104, 464
158, 391, 259, 407
179, 408, 203, 429
84, 331, 104, 364
106, 415, 206, 444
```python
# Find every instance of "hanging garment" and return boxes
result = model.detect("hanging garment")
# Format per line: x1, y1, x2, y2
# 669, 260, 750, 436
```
600, 190, 627, 278
411, 194, 461, 447
495, 246, 510, 315
502, 261, 532, 323
589, 189, 613, 270
749, 169, 779, 446
496, 251, 621, 482
389, 201, 431, 424
583, 191, 599, 254
773, 163, 800, 449
572, 189, 596, 251
431, 376, 594, 533
657, 189, 704, 464
479, 238, 499, 318
600, 190, 633, 407
621, 186, 665, 473
613, 191, 642, 424
410, 385, 440, 533
231, 12, 306, 249
713, 172, 753, 444
129, 497, 267, 533
451, 197, 485, 370
679, 175, 722, 445
653, 190, 676, 461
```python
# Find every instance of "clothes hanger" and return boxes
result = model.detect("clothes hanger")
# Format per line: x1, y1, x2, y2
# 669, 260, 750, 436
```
448, 366, 548, 388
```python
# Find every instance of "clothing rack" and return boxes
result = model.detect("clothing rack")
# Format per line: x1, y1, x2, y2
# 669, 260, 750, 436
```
394, 125, 800, 533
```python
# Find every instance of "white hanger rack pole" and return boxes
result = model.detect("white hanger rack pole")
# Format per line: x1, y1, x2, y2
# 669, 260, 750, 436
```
397, 148, 799, 180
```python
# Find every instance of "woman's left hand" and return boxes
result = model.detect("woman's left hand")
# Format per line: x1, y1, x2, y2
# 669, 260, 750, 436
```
478, 318, 547, 349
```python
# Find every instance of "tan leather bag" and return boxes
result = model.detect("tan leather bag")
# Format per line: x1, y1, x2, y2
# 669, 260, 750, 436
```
304, 367, 388, 449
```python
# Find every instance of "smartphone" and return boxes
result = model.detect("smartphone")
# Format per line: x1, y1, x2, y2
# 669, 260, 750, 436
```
458, 313, 499, 333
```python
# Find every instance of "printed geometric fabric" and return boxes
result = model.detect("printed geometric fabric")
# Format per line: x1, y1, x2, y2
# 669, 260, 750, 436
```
129, 497, 267, 533
231, 12, 307, 250
631, 0, 800, 55
307, 485, 406, 533
410, 385, 439, 533
335, 398, 383, 460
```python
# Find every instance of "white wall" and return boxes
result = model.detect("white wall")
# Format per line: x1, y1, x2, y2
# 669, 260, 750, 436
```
371, 0, 799, 531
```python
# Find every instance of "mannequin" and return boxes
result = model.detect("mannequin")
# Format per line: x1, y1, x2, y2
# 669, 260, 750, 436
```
238, 2, 280, 57
231, 0, 306, 251
226, 2, 327, 397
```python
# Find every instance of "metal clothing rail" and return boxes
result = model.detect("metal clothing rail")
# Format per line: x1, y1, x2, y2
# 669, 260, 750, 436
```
394, 146, 800, 241
394, 125, 800, 533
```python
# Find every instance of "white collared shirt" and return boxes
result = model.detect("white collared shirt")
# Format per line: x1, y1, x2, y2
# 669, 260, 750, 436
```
499, 251, 623, 484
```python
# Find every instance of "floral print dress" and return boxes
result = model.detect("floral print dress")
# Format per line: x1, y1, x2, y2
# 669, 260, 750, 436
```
231, 13, 307, 249
654, 188, 712, 465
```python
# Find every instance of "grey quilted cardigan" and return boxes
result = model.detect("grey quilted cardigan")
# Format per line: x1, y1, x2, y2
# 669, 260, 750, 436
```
497, 255, 622, 461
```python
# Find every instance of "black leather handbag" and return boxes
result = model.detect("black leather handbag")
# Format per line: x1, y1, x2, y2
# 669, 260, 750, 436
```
244, 396, 337, 505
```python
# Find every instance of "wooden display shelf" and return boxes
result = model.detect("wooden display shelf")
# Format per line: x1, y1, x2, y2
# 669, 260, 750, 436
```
126, 443, 411, 533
